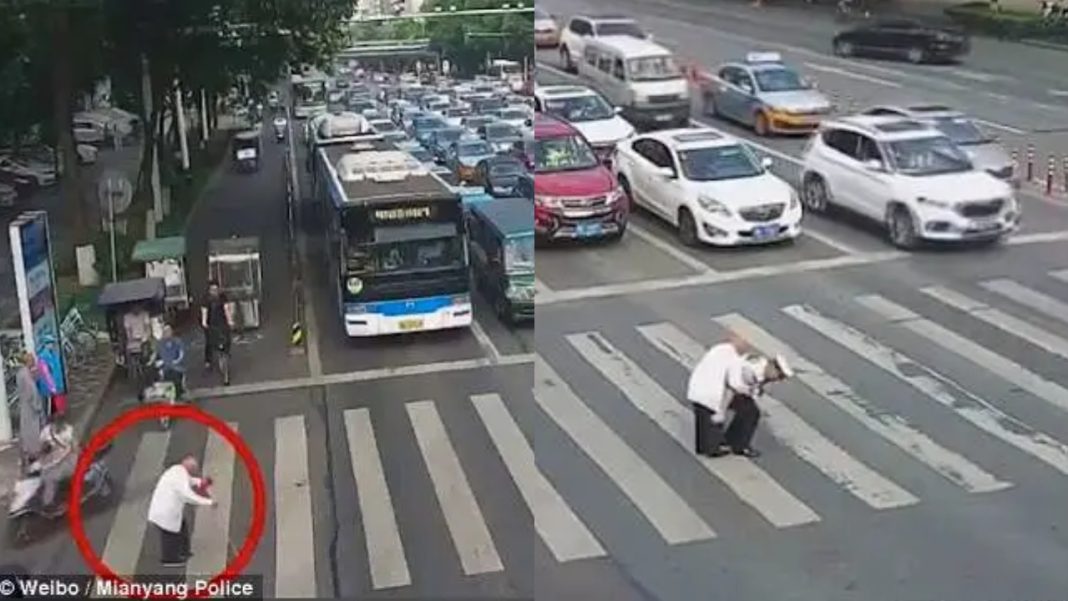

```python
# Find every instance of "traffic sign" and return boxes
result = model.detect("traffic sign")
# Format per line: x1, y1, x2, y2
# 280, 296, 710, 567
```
96, 170, 133, 215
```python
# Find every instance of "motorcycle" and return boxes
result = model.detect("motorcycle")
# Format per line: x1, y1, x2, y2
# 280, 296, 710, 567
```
6, 442, 114, 547
273, 116, 287, 143
143, 356, 182, 429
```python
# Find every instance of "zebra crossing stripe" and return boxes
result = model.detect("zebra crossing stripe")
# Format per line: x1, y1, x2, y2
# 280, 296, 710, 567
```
406, 401, 504, 575
714, 314, 1011, 494
981, 278, 1068, 327
274, 415, 317, 598
100, 431, 170, 578
470, 393, 606, 562
343, 409, 411, 590
188, 423, 238, 578
783, 304, 1068, 477
864, 292, 1068, 415
570, 331, 819, 527
533, 357, 717, 543
1049, 269, 1068, 285
630, 325, 916, 511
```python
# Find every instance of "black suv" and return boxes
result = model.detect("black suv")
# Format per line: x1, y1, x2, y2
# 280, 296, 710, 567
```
833, 19, 969, 63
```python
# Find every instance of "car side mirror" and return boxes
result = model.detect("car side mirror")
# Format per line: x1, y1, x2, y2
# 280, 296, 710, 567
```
658, 166, 675, 179
741, 84, 755, 95
614, 106, 623, 114
864, 159, 885, 172
761, 157, 773, 168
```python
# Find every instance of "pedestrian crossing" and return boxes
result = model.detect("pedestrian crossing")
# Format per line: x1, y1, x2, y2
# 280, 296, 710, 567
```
77, 269, 1068, 597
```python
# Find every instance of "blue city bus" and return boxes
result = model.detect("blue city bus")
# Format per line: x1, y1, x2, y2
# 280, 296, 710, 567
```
310, 118, 472, 337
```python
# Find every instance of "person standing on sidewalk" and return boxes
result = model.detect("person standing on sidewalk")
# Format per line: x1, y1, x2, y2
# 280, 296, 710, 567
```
15, 352, 45, 467
147, 454, 216, 567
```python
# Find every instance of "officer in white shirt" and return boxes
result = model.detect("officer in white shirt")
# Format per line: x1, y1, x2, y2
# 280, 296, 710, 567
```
687, 334, 751, 457
723, 353, 794, 458
147, 454, 216, 567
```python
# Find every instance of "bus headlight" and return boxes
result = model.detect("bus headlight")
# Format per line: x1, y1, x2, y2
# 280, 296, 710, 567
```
346, 277, 364, 294
507, 286, 534, 301
451, 293, 470, 305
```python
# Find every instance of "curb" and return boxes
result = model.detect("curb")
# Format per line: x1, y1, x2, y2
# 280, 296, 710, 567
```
1018, 38, 1068, 52
73, 361, 118, 445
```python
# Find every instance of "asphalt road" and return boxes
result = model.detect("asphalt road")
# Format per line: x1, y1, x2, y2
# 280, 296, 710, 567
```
527, 1, 1068, 600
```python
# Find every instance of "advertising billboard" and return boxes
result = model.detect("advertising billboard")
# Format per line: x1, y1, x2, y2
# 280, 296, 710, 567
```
9, 210, 67, 394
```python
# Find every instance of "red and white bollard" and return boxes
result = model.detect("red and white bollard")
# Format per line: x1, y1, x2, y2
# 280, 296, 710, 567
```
1026, 144, 1035, 182
1046, 155, 1055, 196
1062, 156, 1068, 194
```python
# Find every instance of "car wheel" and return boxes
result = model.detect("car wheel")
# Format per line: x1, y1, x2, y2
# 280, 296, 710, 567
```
561, 46, 574, 72
834, 40, 854, 56
705, 93, 719, 117
678, 209, 699, 247
802, 174, 831, 213
887, 204, 918, 249
754, 112, 771, 136
618, 175, 635, 212
906, 47, 926, 64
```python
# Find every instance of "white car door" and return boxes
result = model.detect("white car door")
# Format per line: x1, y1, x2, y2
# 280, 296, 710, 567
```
631, 139, 673, 219
820, 129, 867, 215
853, 134, 894, 219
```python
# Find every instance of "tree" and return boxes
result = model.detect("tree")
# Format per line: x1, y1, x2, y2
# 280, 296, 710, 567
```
417, 0, 533, 76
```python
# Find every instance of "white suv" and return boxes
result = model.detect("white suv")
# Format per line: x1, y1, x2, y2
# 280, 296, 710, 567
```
800, 115, 1019, 248
559, 15, 649, 72
534, 85, 635, 159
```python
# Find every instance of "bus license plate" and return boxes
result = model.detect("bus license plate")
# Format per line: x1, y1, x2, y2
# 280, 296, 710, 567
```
399, 319, 424, 331
576, 222, 603, 237
655, 114, 672, 122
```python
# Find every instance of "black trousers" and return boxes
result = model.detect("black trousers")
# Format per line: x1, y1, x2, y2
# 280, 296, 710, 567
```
692, 403, 725, 455
724, 394, 761, 452
203, 328, 231, 365
158, 521, 190, 564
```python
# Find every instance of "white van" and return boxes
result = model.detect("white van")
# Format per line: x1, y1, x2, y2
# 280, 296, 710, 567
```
577, 36, 690, 130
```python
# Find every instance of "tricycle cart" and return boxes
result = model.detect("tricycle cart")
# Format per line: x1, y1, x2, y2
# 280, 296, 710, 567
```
131, 236, 190, 318
97, 277, 166, 384
207, 237, 262, 330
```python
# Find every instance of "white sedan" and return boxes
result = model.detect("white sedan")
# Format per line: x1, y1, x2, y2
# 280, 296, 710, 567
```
613, 127, 802, 246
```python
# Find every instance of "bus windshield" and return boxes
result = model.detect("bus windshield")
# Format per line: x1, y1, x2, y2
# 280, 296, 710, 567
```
505, 237, 534, 272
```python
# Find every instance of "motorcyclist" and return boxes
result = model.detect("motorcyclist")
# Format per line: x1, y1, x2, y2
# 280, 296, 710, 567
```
35, 413, 77, 514
200, 280, 234, 385
157, 324, 186, 398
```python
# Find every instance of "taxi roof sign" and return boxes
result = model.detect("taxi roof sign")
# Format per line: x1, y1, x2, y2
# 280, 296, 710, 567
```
745, 51, 782, 64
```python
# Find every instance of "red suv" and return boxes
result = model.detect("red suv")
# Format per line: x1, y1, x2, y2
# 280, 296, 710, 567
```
534, 114, 627, 242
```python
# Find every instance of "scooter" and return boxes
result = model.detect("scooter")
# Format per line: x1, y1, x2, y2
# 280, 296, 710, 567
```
6, 442, 114, 547
273, 116, 287, 143
143, 357, 181, 429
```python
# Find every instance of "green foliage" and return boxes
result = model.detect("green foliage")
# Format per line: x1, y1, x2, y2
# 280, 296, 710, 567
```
944, 2, 1068, 43
92, 227, 138, 280
422, 0, 533, 76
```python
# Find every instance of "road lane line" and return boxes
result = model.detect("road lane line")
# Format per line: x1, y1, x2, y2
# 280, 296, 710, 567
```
627, 222, 715, 274
1006, 230, 1068, 244
982, 278, 1068, 326
949, 68, 1007, 83
973, 118, 1027, 135
573, 330, 820, 526
100, 431, 170, 578
783, 304, 1068, 476
1050, 90, 1068, 97
534, 278, 553, 295
470, 393, 606, 562
189, 353, 535, 398
1051, 269, 1068, 284
343, 409, 410, 590
470, 319, 502, 362
800, 227, 861, 255
802, 62, 901, 87
188, 423, 238, 579
406, 400, 503, 575
865, 291, 1068, 414
533, 357, 717, 543
634, 324, 915, 511
274, 415, 317, 597
714, 314, 1010, 493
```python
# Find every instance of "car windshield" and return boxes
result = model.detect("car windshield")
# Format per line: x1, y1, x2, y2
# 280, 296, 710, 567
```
490, 162, 524, 177
544, 95, 615, 122
596, 22, 645, 37
372, 121, 397, 132
627, 56, 680, 82
459, 141, 492, 156
930, 117, 991, 145
535, 135, 599, 173
447, 108, 471, 117
885, 135, 973, 176
434, 129, 464, 144
754, 67, 809, 92
678, 144, 764, 181
505, 237, 535, 272
500, 109, 527, 120
414, 118, 446, 131
486, 125, 519, 140
408, 148, 432, 162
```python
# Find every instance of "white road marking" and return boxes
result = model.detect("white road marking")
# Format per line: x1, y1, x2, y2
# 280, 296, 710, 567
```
470, 393, 606, 562
534, 278, 553, 295
635, 323, 915, 511
469, 319, 502, 362
628, 222, 716, 273
575, 329, 820, 526
783, 304, 1068, 476
866, 291, 1068, 414
950, 68, 1006, 83
803, 62, 901, 87
1006, 229, 1068, 245
715, 314, 1010, 493
407, 400, 503, 575
100, 431, 170, 578
188, 353, 535, 398
973, 118, 1027, 135
983, 92, 1013, 103
188, 423, 238, 578
801, 227, 862, 255
1050, 90, 1068, 97
533, 357, 718, 543
1051, 269, 1068, 284
344, 409, 410, 590
536, 251, 905, 306
982, 278, 1068, 326
274, 415, 317, 597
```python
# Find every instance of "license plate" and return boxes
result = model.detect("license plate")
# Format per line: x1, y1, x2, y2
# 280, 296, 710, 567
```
969, 220, 1000, 232
576, 223, 603, 237
654, 114, 672, 122
753, 225, 779, 239
398, 319, 424, 331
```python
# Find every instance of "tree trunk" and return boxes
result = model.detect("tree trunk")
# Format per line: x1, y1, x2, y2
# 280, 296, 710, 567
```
51, 8, 89, 246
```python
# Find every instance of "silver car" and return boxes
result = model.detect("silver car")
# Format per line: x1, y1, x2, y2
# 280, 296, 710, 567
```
860, 104, 1014, 180
705, 52, 833, 136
